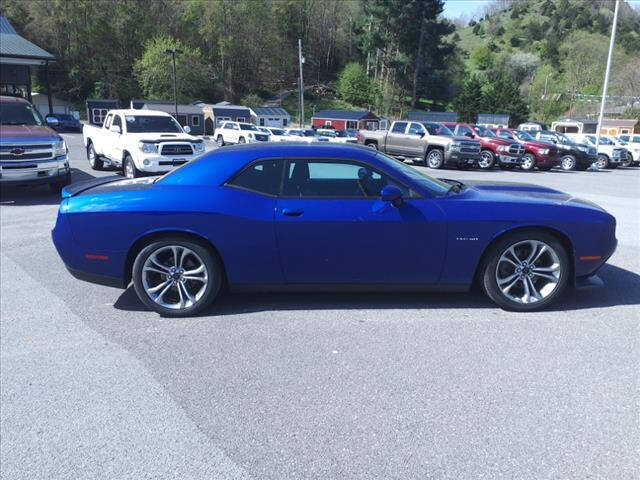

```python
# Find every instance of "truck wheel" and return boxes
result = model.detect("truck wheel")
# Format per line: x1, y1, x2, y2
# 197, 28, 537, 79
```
49, 172, 71, 193
124, 155, 140, 179
426, 149, 444, 169
521, 153, 536, 171
596, 154, 609, 169
478, 150, 495, 170
560, 155, 576, 171
239, 137, 246, 144
87, 142, 103, 170
216, 135, 225, 147
621, 154, 631, 167
365, 142, 378, 150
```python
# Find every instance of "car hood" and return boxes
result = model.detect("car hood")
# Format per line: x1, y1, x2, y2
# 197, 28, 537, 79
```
127, 132, 197, 142
523, 139, 555, 149
483, 137, 514, 146
459, 180, 605, 211
0, 124, 59, 141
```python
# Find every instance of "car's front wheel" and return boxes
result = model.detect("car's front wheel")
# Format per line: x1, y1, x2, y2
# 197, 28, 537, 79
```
87, 142, 103, 170
216, 135, 225, 147
560, 154, 576, 171
132, 237, 222, 317
478, 150, 495, 170
426, 149, 444, 169
521, 153, 536, 171
596, 154, 609, 169
481, 230, 569, 311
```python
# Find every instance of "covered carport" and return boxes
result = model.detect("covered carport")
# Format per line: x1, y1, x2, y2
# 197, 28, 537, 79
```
0, 16, 55, 112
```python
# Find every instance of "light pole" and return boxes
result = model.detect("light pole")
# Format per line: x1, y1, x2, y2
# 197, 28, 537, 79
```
298, 39, 305, 128
165, 49, 182, 119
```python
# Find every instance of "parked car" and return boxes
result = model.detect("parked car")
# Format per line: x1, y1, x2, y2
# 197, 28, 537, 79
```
518, 122, 546, 132
616, 134, 640, 165
284, 128, 330, 143
264, 127, 289, 142
572, 134, 628, 169
52, 143, 618, 317
442, 122, 525, 170
333, 129, 358, 144
608, 136, 638, 166
0, 95, 70, 191
531, 131, 597, 171
492, 128, 561, 171
316, 128, 339, 142
45, 113, 83, 132
215, 121, 269, 146
358, 120, 481, 169
83, 109, 205, 178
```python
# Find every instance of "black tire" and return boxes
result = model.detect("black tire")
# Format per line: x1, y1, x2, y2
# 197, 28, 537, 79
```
132, 236, 222, 317
596, 154, 609, 169
123, 155, 140, 179
216, 135, 225, 147
239, 137, 246, 144
560, 154, 577, 171
478, 150, 495, 170
481, 229, 570, 312
49, 172, 71, 193
520, 153, 536, 171
365, 141, 378, 150
425, 148, 444, 169
87, 142, 104, 170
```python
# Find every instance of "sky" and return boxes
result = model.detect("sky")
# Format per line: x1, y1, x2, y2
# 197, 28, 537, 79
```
442, 0, 640, 20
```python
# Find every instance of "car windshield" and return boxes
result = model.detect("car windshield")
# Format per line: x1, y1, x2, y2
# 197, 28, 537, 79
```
124, 115, 182, 133
302, 129, 317, 137
514, 130, 534, 141
269, 128, 285, 135
53, 114, 76, 121
615, 138, 627, 145
240, 124, 258, 131
287, 130, 303, 136
318, 130, 336, 137
345, 129, 358, 136
474, 125, 496, 137
598, 137, 614, 145
0, 102, 43, 126
422, 122, 453, 136
376, 152, 451, 196
555, 133, 572, 145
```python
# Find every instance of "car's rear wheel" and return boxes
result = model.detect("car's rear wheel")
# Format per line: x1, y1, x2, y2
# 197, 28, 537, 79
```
87, 143, 103, 170
560, 154, 576, 171
216, 135, 225, 147
426, 149, 444, 169
621, 153, 632, 167
132, 237, 221, 317
123, 155, 140, 179
521, 153, 536, 171
365, 142, 378, 150
481, 230, 569, 311
596, 154, 609, 169
478, 150, 495, 170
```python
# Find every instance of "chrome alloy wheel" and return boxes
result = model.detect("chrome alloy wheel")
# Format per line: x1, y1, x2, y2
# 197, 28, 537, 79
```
426, 149, 443, 168
478, 151, 494, 169
561, 155, 576, 170
495, 240, 561, 304
141, 245, 209, 310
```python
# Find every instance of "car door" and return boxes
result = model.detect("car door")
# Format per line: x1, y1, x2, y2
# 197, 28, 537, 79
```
100, 113, 115, 160
406, 123, 427, 157
385, 122, 409, 156
109, 114, 124, 164
274, 158, 447, 284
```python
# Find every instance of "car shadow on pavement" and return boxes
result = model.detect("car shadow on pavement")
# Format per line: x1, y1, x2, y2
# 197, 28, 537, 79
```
113, 263, 640, 316
0, 169, 96, 206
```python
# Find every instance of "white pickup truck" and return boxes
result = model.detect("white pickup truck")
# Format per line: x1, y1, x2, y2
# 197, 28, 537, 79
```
83, 109, 205, 178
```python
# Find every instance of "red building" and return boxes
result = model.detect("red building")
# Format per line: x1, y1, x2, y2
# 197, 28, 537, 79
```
311, 109, 380, 130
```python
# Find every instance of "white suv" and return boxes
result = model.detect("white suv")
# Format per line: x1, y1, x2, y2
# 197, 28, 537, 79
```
215, 122, 270, 146
573, 134, 628, 169
614, 135, 640, 165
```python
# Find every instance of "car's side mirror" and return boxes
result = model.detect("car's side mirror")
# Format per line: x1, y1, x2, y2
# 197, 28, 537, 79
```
46, 116, 59, 127
380, 185, 404, 208
183, 125, 191, 134
110, 124, 121, 134
465, 132, 474, 138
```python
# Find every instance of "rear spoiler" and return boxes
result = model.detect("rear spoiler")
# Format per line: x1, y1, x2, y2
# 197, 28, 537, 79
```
61, 175, 122, 199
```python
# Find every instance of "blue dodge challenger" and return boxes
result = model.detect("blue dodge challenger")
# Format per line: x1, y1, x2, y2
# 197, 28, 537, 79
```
52, 143, 617, 316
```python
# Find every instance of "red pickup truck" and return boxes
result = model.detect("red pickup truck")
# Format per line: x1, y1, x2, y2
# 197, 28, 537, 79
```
491, 128, 561, 171
442, 122, 525, 170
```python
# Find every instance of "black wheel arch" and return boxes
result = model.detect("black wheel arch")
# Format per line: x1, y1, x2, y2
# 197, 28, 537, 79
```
473, 226, 575, 287
124, 230, 228, 289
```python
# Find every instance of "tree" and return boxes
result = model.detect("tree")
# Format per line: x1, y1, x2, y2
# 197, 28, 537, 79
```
453, 75, 486, 123
337, 62, 376, 106
240, 93, 264, 107
482, 75, 529, 126
470, 45, 494, 71
133, 36, 210, 102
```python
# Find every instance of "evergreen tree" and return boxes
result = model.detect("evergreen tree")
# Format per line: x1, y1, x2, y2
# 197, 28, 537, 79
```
453, 75, 486, 124
482, 75, 529, 126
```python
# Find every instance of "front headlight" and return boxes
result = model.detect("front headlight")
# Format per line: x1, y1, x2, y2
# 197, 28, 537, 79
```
576, 145, 588, 152
54, 139, 67, 156
192, 142, 205, 153
497, 145, 507, 152
539, 148, 549, 155
449, 143, 460, 151
138, 141, 157, 153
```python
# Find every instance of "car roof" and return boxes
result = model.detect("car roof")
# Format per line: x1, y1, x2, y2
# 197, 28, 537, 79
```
0, 95, 29, 104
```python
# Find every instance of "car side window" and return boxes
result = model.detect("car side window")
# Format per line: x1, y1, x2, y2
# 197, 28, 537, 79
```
457, 125, 473, 137
112, 115, 122, 129
228, 160, 283, 196
408, 123, 425, 135
391, 122, 408, 134
498, 130, 513, 140
282, 160, 409, 198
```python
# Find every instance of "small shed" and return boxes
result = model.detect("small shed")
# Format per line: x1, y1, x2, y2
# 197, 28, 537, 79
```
249, 106, 291, 128
551, 117, 598, 135
200, 103, 252, 135
31, 92, 72, 117
600, 118, 639, 136
477, 113, 510, 128
86, 98, 118, 125
311, 110, 380, 130
141, 103, 204, 135
408, 110, 457, 123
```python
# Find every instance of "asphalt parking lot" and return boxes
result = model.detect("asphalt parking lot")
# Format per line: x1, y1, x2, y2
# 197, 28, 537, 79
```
1, 133, 639, 479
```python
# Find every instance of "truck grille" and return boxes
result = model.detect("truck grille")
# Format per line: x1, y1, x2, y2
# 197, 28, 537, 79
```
0, 144, 54, 162
612, 148, 626, 160
508, 144, 525, 155
460, 141, 480, 154
160, 144, 193, 155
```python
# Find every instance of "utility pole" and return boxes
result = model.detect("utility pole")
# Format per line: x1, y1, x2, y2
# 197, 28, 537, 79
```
298, 39, 305, 128
595, 0, 620, 159
165, 49, 182, 119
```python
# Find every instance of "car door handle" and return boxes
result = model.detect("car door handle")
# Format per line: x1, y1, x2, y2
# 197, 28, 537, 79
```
282, 208, 304, 216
